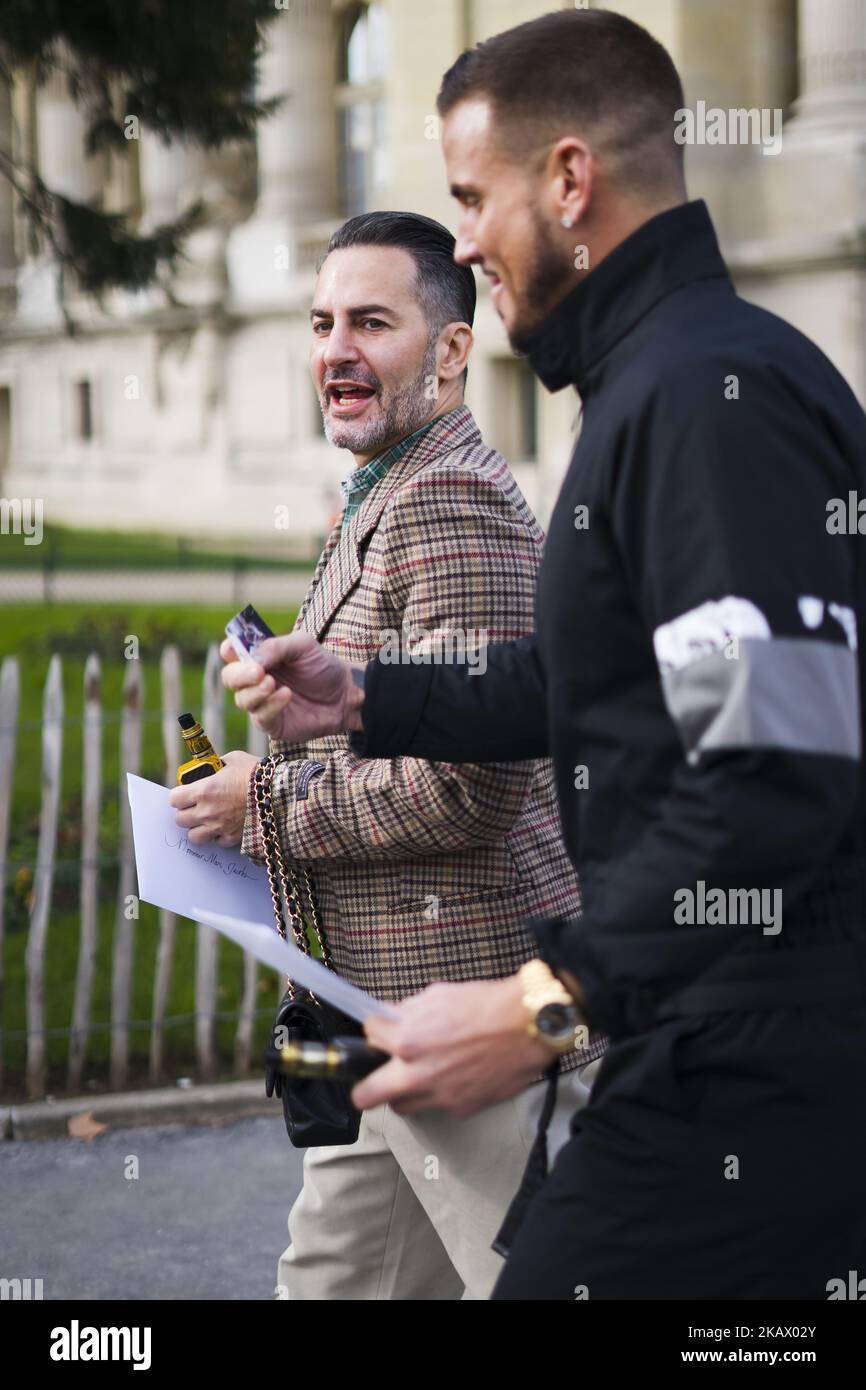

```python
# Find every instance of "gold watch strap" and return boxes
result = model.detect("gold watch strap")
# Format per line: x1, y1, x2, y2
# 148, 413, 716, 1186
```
519, 958, 573, 1009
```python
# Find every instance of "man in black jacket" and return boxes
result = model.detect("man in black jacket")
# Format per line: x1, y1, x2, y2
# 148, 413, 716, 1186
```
223, 10, 866, 1299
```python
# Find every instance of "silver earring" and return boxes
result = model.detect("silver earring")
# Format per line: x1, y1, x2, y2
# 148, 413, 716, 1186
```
560, 214, 574, 229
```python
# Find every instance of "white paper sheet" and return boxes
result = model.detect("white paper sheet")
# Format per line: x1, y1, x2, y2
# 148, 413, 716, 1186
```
191, 907, 399, 1023
126, 773, 398, 1023
127, 773, 274, 925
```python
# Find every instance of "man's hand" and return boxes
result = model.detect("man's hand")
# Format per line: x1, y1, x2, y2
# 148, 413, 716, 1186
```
352, 975, 553, 1119
220, 633, 365, 741
168, 750, 258, 846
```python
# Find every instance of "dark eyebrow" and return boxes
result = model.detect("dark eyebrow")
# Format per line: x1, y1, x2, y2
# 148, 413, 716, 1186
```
309, 304, 399, 321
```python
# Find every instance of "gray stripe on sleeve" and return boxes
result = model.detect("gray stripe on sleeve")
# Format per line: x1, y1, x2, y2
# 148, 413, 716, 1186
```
659, 637, 861, 764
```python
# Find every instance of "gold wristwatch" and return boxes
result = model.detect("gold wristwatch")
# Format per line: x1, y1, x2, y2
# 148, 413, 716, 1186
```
519, 958, 581, 1054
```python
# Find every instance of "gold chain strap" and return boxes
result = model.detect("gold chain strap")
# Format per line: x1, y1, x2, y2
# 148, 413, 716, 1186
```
253, 754, 334, 999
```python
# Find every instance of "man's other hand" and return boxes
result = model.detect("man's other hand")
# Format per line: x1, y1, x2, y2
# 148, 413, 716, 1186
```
352, 976, 553, 1119
168, 750, 258, 846
220, 632, 365, 741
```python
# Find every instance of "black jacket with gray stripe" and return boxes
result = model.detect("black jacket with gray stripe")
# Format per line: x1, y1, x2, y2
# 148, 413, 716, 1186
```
351, 198, 866, 1042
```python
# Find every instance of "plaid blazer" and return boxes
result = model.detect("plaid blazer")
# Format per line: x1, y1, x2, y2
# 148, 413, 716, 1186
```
241, 405, 607, 1069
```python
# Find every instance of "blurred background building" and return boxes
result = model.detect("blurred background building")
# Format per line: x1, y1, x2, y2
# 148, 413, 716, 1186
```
0, 0, 864, 550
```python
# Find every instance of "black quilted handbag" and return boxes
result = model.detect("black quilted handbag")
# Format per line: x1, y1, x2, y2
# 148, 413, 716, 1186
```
255, 755, 361, 1147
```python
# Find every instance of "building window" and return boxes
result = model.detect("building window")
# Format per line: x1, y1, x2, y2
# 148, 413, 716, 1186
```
488, 357, 538, 464
76, 380, 94, 441
336, 3, 389, 216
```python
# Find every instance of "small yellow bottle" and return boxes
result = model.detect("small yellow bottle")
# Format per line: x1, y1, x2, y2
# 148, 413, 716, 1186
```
177, 712, 225, 784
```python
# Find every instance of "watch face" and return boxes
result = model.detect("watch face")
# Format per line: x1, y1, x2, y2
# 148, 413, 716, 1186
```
536, 1002, 578, 1041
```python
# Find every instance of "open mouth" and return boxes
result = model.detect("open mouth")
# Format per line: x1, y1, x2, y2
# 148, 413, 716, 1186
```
326, 381, 377, 417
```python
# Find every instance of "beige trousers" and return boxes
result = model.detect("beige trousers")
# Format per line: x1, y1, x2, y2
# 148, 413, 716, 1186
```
274, 1068, 594, 1301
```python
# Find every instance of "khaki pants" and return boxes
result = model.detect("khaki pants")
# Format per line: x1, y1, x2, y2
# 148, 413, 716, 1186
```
275, 1069, 594, 1300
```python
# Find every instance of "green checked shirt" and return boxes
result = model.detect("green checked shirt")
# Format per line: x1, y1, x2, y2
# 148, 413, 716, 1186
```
339, 412, 455, 532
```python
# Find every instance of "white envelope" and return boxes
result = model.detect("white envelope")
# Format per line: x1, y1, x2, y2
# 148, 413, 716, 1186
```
127, 773, 274, 925
127, 773, 397, 1023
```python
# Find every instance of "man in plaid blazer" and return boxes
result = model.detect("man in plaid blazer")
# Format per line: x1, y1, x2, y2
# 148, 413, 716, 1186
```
175, 211, 604, 1299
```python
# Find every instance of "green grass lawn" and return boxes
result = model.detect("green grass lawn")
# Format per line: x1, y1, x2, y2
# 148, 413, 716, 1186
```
1, 600, 299, 1101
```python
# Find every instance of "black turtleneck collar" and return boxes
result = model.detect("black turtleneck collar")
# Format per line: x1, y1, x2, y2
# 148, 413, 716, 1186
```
524, 199, 731, 395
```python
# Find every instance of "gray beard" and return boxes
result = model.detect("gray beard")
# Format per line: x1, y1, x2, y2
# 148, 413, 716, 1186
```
321, 338, 438, 455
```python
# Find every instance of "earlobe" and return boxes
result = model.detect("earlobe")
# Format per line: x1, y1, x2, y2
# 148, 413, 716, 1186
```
440, 324, 473, 380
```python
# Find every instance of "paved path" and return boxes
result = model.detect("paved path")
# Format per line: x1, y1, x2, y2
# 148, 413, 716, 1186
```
0, 569, 312, 607
0, 1115, 304, 1301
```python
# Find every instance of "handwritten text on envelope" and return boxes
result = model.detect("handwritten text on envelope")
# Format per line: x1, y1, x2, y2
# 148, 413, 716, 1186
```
127, 773, 274, 926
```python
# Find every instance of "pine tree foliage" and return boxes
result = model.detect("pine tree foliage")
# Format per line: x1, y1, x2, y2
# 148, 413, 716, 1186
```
0, 0, 283, 304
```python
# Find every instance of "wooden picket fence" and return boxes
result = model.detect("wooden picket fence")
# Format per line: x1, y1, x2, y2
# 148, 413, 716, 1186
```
0, 644, 269, 1100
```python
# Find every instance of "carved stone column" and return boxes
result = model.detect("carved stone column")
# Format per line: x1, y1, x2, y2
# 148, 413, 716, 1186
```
227, 2, 336, 307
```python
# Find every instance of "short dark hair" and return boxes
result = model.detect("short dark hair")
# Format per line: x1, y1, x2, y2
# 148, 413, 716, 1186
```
321, 210, 476, 333
437, 8, 686, 200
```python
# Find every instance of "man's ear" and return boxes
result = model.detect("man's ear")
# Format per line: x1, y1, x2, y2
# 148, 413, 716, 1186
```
548, 136, 594, 229
438, 322, 474, 382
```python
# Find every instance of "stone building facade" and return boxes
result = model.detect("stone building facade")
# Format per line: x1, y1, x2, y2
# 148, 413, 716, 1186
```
0, 0, 863, 549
